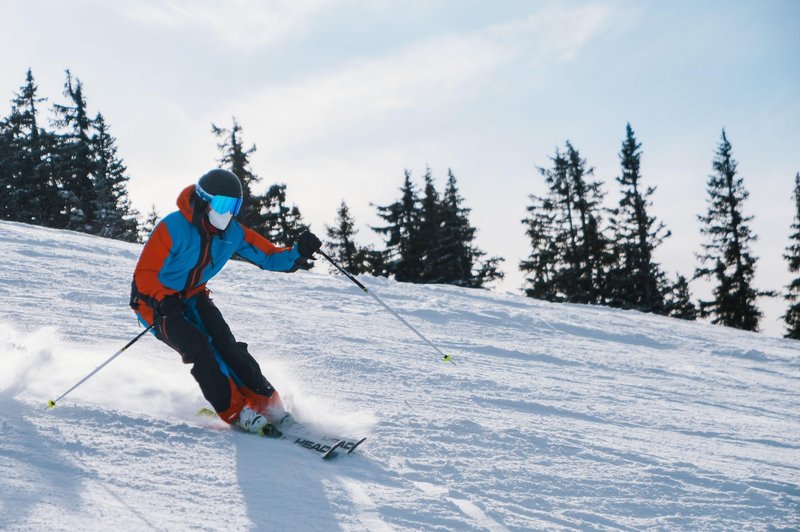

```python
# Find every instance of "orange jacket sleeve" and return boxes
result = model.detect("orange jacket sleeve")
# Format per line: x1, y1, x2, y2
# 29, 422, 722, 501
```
243, 226, 287, 254
133, 222, 179, 303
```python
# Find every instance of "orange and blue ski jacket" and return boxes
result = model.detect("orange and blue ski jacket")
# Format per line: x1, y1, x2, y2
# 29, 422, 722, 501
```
131, 185, 301, 324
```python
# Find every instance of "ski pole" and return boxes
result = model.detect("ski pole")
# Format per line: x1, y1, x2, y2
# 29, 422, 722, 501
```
318, 250, 453, 364
46, 323, 155, 410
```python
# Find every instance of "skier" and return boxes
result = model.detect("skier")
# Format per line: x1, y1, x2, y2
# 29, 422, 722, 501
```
130, 169, 321, 435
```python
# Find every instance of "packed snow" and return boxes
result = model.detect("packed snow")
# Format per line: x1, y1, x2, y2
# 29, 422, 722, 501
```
0, 220, 798, 530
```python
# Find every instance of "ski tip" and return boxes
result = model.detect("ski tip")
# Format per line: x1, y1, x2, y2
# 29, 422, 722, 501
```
347, 437, 367, 455
322, 440, 345, 460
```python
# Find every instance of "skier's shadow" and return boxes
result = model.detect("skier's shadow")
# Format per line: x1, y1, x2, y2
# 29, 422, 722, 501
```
234, 433, 340, 529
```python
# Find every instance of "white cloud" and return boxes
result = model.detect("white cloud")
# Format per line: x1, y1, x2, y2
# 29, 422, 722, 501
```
487, 3, 616, 63
115, 0, 328, 50
214, 3, 616, 156
125, 0, 620, 298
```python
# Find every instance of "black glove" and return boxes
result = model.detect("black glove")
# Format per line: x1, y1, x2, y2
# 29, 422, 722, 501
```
157, 294, 186, 319
296, 231, 321, 259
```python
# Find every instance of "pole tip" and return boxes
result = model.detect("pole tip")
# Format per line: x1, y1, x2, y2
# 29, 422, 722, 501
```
443, 354, 452, 363
47, 400, 56, 410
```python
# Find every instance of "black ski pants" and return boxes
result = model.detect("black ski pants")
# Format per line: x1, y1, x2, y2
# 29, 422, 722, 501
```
155, 292, 275, 420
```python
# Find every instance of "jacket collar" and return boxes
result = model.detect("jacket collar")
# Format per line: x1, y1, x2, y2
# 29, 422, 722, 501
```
177, 185, 199, 223
177, 185, 222, 236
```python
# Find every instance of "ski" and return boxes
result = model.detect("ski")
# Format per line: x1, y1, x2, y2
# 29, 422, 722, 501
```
284, 434, 343, 460
281, 431, 344, 460
339, 436, 367, 454
276, 414, 366, 454
197, 407, 365, 459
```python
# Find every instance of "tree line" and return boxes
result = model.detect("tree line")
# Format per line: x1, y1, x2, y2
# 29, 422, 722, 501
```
0, 69, 139, 241
521, 123, 800, 338
2, 69, 800, 337
215, 119, 504, 289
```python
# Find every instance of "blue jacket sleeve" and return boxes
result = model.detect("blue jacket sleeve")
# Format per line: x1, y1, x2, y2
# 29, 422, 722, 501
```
234, 224, 302, 271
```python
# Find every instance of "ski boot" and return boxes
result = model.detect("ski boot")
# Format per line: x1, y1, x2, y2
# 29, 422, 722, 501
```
276, 412, 297, 428
236, 405, 282, 438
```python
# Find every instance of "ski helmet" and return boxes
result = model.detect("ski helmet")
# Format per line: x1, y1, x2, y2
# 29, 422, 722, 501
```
196, 169, 243, 199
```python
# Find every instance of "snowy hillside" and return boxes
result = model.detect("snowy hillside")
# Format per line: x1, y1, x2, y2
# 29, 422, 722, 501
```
0, 220, 798, 531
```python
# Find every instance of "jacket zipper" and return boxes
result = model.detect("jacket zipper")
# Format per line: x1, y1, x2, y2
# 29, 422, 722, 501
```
187, 234, 212, 291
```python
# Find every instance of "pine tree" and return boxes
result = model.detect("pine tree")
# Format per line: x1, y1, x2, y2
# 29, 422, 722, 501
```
91, 113, 139, 241
417, 167, 445, 283
438, 169, 504, 288
212, 118, 266, 230
0, 120, 10, 219
520, 194, 560, 300
139, 204, 160, 243
663, 274, 698, 321
372, 170, 425, 282
52, 70, 96, 232
543, 148, 577, 298
473, 256, 505, 289
437, 169, 473, 285
522, 150, 571, 301
607, 124, 670, 312
1, 69, 59, 225
695, 130, 766, 330
783, 172, 800, 339
36, 129, 64, 227
262, 183, 308, 247
325, 200, 371, 275
523, 143, 610, 303
374, 168, 503, 287
565, 142, 612, 304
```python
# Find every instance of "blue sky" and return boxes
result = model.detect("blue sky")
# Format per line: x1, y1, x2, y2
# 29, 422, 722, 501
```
2, 0, 799, 335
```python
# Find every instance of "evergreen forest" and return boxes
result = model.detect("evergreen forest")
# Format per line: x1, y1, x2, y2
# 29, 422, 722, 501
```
2, 69, 798, 336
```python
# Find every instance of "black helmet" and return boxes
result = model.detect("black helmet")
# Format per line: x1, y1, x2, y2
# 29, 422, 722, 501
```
196, 169, 242, 199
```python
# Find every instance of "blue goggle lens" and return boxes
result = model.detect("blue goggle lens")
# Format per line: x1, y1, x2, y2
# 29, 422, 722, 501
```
209, 194, 242, 215
196, 184, 242, 215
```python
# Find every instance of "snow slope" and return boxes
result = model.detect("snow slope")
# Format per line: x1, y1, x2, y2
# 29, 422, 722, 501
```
0, 220, 798, 531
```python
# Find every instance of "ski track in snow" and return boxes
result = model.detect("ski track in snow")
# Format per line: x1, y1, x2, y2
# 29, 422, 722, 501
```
0, 220, 799, 530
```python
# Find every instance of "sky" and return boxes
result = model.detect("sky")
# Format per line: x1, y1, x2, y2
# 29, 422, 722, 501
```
1, 0, 799, 336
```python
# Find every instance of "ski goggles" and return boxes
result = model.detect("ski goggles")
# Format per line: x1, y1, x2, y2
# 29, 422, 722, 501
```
195, 183, 243, 216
